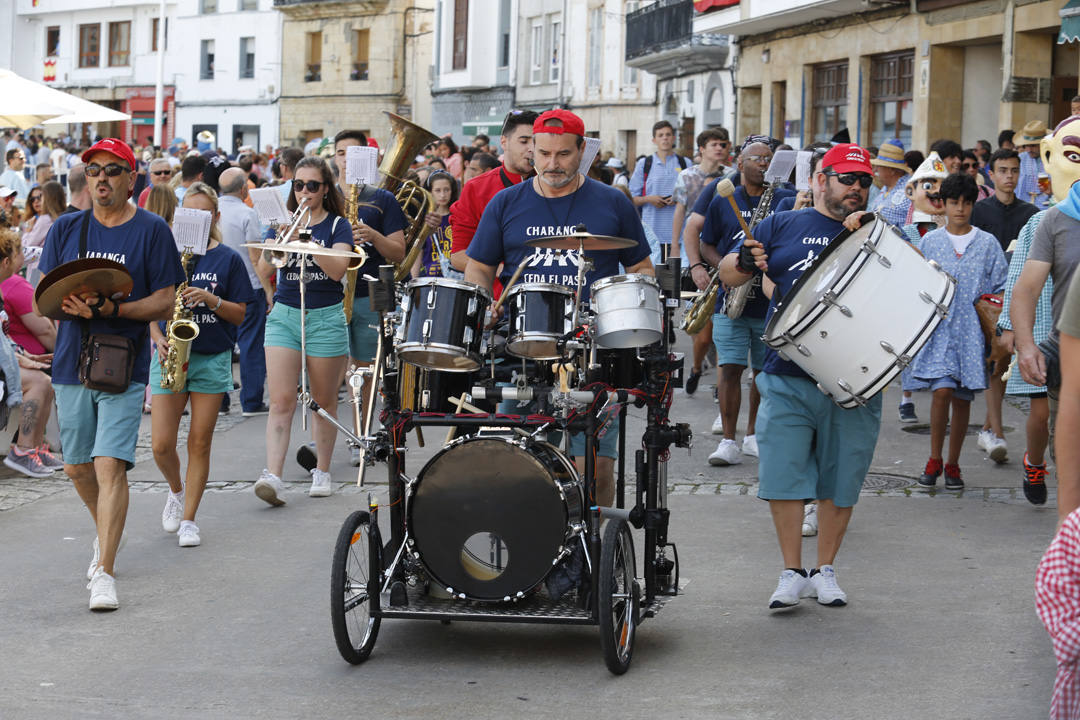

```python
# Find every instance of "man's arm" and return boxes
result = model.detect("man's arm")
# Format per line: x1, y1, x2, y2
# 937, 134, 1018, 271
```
64, 285, 176, 323
450, 190, 479, 271
1059, 330, 1080, 522
356, 227, 406, 264
670, 202, 686, 261
682, 212, 710, 290
1010, 259, 1052, 385
624, 257, 655, 276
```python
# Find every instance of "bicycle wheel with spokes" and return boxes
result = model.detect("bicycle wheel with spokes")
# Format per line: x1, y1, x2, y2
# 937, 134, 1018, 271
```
599, 518, 638, 675
331, 510, 382, 664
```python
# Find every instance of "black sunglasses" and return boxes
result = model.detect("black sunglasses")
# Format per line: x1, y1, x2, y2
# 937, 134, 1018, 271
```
85, 163, 131, 178
823, 170, 873, 188
292, 179, 325, 193
151, 169, 171, 176
961, 163, 977, 170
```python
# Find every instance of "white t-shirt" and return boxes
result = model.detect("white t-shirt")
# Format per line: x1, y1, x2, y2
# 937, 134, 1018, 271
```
50, 147, 67, 176
946, 226, 977, 256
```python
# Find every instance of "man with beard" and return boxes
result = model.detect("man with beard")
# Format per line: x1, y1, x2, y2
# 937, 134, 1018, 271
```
718, 144, 880, 610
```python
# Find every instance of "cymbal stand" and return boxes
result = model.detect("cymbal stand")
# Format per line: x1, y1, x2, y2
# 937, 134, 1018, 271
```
297, 231, 312, 432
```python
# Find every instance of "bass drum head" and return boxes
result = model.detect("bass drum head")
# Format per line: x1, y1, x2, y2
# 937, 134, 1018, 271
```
409, 437, 578, 601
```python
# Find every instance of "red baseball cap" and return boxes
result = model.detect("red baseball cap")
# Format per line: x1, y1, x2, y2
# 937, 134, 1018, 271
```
820, 143, 872, 175
367, 137, 379, 150
533, 109, 586, 137
82, 138, 137, 171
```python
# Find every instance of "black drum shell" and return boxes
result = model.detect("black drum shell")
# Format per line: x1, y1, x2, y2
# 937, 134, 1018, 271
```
505, 284, 575, 360
398, 279, 491, 372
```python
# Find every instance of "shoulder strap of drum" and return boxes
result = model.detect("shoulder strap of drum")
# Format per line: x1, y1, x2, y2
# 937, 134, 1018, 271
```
499, 168, 514, 188
78, 209, 92, 345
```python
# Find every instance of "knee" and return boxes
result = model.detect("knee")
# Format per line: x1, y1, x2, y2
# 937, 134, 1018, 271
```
151, 435, 176, 459
720, 366, 743, 383
186, 429, 213, 457
269, 396, 296, 416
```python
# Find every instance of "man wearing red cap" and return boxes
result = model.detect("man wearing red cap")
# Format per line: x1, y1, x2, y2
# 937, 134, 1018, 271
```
39, 138, 185, 611
464, 109, 654, 507
719, 143, 880, 611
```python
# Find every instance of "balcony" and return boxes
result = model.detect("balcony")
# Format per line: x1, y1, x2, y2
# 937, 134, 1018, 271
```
273, 0, 385, 7
693, 0, 907, 37
626, 0, 729, 79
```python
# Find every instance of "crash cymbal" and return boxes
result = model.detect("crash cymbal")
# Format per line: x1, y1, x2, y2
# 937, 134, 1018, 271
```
34, 258, 134, 321
242, 240, 363, 259
523, 230, 637, 250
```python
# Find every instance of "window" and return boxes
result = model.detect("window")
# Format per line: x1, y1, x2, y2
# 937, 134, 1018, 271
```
498, 0, 511, 68
239, 37, 255, 79
108, 22, 130, 67
151, 18, 168, 52
869, 51, 914, 148
78, 24, 99, 68
241, 0, 258, 9
623, 1, 639, 86
201, 0, 217, 13
305, 32, 321, 82
549, 17, 561, 84
351, 29, 369, 81
530, 22, 543, 85
587, 8, 602, 89
46, 26, 60, 57
813, 61, 848, 143
200, 39, 215, 80
452, 0, 468, 70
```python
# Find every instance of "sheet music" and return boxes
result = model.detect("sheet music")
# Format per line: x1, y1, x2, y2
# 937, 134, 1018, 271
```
765, 149, 798, 185
346, 145, 380, 185
795, 151, 813, 192
249, 187, 291, 226
579, 137, 602, 175
171, 208, 211, 255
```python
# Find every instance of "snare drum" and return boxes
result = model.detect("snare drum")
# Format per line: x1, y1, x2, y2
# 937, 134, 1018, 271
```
763, 216, 956, 408
591, 274, 663, 349
397, 277, 491, 372
505, 283, 575, 359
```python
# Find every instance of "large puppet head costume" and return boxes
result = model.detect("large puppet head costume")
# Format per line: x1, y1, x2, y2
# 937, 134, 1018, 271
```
904, 151, 948, 225
1041, 115, 1080, 203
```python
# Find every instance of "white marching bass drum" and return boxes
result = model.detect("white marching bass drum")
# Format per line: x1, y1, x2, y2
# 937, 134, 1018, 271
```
763, 214, 956, 408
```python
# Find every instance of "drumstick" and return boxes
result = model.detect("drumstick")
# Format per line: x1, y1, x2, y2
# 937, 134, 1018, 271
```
491, 255, 531, 314
715, 178, 755, 243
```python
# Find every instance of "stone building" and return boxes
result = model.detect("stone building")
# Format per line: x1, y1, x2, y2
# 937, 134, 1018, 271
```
274, 0, 434, 148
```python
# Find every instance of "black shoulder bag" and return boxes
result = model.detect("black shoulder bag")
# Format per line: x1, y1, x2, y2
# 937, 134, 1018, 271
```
76, 211, 135, 393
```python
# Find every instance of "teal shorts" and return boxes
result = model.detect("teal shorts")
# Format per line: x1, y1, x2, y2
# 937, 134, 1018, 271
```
712, 314, 766, 370
348, 298, 380, 361
54, 382, 145, 470
754, 372, 882, 508
265, 302, 348, 357
149, 349, 233, 395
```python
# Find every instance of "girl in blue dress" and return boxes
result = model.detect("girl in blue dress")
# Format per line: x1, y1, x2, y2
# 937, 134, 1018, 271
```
411, 170, 458, 278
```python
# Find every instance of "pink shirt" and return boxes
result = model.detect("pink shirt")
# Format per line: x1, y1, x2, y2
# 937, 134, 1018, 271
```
1, 274, 47, 354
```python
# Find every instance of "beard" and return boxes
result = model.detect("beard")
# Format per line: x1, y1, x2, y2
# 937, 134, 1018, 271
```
824, 186, 866, 220
539, 168, 576, 189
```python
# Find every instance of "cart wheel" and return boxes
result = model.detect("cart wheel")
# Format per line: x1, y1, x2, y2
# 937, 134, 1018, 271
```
331, 510, 382, 664
599, 518, 638, 675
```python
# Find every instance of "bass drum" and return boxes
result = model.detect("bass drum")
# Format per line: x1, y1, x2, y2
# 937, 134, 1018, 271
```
408, 437, 583, 601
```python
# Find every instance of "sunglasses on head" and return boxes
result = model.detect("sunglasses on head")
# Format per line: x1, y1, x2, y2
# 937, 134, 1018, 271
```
292, 179, 325, 193
823, 170, 873, 188
85, 163, 130, 178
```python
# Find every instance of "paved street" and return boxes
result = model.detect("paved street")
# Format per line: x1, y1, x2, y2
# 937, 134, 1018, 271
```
0, 357, 1060, 719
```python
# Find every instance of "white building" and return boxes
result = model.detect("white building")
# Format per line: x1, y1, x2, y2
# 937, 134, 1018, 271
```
172, 0, 282, 154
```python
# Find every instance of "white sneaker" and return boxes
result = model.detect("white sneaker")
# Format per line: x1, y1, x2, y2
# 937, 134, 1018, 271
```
708, 438, 742, 466
768, 569, 809, 609
161, 491, 184, 534
178, 521, 201, 547
805, 565, 848, 606
309, 468, 333, 498
802, 503, 818, 537
987, 434, 1008, 464
86, 532, 127, 581
87, 568, 118, 611
741, 434, 759, 457
350, 445, 362, 467
710, 413, 724, 435
254, 469, 286, 507
976, 429, 993, 453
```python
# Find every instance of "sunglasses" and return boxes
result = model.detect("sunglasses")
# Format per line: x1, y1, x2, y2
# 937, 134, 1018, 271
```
151, 169, 171, 176
823, 170, 873, 188
961, 163, 977, 170
292, 179, 325, 193
29, 195, 41, 203
85, 163, 130, 178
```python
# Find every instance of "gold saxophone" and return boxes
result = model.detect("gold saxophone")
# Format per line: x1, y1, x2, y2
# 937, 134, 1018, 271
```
161, 249, 200, 392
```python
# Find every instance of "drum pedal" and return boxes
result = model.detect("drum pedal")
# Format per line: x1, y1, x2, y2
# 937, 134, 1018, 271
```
388, 580, 409, 607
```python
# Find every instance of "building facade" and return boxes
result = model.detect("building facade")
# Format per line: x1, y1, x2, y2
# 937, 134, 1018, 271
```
699, 0, 1080, 153
274, 0, 435, 149
173, 0, 283, 154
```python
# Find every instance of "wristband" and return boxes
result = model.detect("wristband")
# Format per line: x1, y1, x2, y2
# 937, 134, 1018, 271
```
88, 294, 108, 318
108, 299, 121, 318
690, 262, 709, 272
213, 295, 223, 312
737, 244, 758, 274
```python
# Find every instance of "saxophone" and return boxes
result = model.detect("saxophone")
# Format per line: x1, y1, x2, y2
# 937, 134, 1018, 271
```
722, 182, 775, 319
161, 250, 200, 392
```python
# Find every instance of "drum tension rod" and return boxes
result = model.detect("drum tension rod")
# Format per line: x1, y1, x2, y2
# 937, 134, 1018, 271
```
860, 240, 892, 268
835, 378, 867, 406
821, 291, 853, 318
879, 340, 912, 368
781, 331, 812, 358
918, 290, 950, 318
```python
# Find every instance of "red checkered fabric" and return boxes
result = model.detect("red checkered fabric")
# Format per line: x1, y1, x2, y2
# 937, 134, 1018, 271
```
1036, 509, 1080, 719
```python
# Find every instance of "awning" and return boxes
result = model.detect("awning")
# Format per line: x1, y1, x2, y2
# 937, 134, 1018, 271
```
694, 0, 738, 11
0, 70, 130, 128
1060, 0, 1080, 45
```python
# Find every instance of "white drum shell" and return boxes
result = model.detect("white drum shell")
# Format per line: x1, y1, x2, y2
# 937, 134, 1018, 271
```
763, 218, 956, 408
590, 273, 663, 349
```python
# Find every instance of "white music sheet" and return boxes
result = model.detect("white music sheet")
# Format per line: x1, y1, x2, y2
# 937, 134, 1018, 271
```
579, 137, 602, 175
249, 187, 292, 226
346, 145, 380, 185
171, 208, 211, 255
795, 151, 814, 192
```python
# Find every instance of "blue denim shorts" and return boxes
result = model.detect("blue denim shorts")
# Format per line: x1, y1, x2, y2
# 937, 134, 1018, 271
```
54, 382, 145, 470
927, 376, 975, 403
265, 302, 348, 357
712, 314, 766, 370
149, 349, 233, 395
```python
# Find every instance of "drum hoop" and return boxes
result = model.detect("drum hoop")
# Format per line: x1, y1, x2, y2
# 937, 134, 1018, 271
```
407, 276, 494, 301
506, 282, 576, 297
591, 273, 660, 293
397, 341, 481, 372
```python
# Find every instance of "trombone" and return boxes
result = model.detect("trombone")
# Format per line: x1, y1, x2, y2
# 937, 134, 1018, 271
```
263, 198, 311, 268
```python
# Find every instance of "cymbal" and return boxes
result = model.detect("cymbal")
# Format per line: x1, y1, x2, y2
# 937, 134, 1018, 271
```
524, 230, 637, 250
34, 258, 134, 321
242, 240, 363, 260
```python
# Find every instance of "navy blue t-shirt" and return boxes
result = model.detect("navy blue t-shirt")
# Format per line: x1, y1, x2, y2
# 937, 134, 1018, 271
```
39, 208, 185, 386
775, 195, 797, 213
701, 186, 795, 318
272, 213, 354, 309
157, 244, 254, 355
351, 185, 408, 298
468, 178, 650, 301
752, 208, 846, 378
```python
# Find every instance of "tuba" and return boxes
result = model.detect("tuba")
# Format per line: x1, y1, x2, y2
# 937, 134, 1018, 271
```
342, 112, 440, 321
161, 249, 200, 392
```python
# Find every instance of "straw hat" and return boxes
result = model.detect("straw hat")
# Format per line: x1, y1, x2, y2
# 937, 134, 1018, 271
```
870, 139, 908, 171
1017, 120, 1048, 145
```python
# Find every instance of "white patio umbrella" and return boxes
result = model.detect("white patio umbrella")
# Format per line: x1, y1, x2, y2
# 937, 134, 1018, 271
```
0, 69, 130, 129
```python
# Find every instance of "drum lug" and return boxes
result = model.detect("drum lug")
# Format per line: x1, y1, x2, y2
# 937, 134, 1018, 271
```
777, 348, 790, 362
421, 319, 432, 342
467, 295, 478, 316
463, 326, 473, 345
861, 240, 892, 269
515, 315, 524, 332
919, 290, 950, 318
427, 290, 437, 309
822, 290, 853, 318
796, 343, 811, 357
836, 378, 866, 406
815, 382, 834, 399
878, 340, 912, 368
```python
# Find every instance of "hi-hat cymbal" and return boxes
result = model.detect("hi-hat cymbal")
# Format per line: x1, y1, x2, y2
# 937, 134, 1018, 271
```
524, 230, 637, 250
242, 240, 363, 260
34, 258, 134, 321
